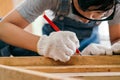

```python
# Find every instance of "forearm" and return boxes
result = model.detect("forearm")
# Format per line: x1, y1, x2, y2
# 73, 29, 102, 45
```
109, 24, 120, 45
111, 39, 120, 45
0, 22, 40, 52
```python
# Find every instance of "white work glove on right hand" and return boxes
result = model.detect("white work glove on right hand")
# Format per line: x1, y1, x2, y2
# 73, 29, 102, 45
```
37, 31, 80, 62
81, 43, 112, 55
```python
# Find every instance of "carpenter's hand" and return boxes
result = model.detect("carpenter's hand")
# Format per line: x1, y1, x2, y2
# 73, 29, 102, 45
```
37, 31, 80, 62
81, 43, 112, 55
112, 41, 120, 54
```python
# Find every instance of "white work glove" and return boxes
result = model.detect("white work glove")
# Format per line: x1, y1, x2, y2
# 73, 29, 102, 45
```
111, 41, 120, 54
81, 43, 112, 55
37, 31, 80, 62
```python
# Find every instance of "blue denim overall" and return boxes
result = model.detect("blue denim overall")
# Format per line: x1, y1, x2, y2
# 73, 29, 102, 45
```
42, 15, 100, 51
0, 41, 39, 56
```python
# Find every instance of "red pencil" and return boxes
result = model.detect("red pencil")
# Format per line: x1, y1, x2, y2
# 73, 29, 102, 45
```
43, 14, 80, 55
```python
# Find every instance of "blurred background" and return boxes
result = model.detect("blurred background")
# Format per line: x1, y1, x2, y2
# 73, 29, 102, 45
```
0, 0, 111, 46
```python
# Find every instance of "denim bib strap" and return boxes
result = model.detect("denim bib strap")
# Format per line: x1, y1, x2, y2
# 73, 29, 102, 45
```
56, 0, 70, 16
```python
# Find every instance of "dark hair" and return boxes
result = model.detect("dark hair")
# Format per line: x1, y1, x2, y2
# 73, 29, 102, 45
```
78, 0, 118, 11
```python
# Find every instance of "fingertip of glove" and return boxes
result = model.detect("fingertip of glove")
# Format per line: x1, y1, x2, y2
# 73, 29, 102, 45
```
60, 56, 71, 62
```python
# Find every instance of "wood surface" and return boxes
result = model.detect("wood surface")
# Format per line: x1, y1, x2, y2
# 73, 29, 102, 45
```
53, 72, 120, 80
0, 55, 120, 80
0, 64, 78, 80
0, 64, 120, 80
0, 55, 120, 72
18, 65, 120, 73
0, 55, 120, 66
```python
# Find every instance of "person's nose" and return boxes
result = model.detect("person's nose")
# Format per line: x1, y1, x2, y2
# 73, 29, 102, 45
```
89, 13, 104, 20
88, 13, 96, 19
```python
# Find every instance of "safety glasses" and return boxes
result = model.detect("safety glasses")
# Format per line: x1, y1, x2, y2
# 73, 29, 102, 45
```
72, 3, 116, 21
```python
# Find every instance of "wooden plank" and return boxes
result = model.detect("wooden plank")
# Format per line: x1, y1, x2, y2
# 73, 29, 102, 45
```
52, 72, 120, 77
52, 72, 120, 80
1, 55, 120, 80
79, 76, 120, 80
1, 65, 120, 80
17, 65, 120, 73
0, 55, 120, 66
0, 64, 78, 80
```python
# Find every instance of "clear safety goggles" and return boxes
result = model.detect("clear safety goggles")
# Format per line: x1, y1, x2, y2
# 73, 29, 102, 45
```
73, 5, 116, 21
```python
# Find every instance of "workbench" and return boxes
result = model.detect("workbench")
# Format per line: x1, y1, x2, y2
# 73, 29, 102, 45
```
0, 55, 120, 80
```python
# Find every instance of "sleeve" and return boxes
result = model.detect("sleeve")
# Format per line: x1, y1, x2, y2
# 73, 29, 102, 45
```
108, 4, 120, 26
16, 0, 59, 23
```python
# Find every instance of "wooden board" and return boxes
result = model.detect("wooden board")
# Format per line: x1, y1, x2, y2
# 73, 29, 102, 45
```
0, 55, 120, 66
53, 72, 120, 80
0, 55, 120, 80
18, 65, 120, 73
0, 64, 78, 80
0, 64, 120, 80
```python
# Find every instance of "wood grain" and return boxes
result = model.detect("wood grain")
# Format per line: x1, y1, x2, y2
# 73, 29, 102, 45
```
18, 65, 120, 73
0, 64, 78, 80
0, 55, 120, 66
0, 56, 120, 80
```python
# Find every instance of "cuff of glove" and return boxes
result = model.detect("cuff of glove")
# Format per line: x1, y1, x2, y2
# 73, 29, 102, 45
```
37, 35, 48, 56
105, 49, 113, 55
103, 46, 113, 55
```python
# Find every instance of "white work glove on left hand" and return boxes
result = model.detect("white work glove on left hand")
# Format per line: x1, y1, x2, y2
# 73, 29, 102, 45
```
81, 43, 112, 55
111, 41, 120, 54
37, 31, 80, 62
